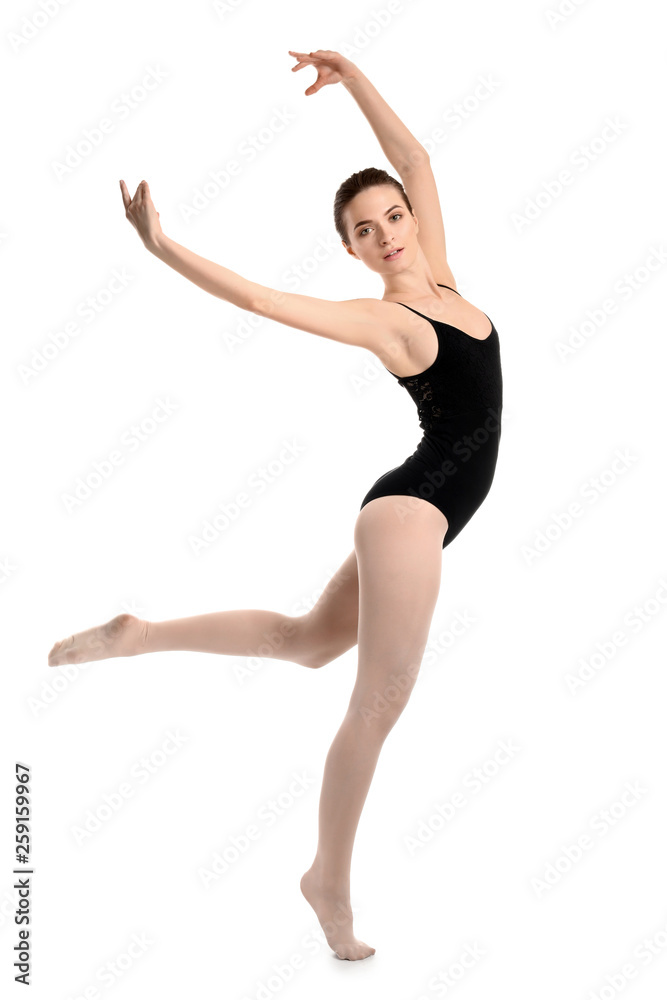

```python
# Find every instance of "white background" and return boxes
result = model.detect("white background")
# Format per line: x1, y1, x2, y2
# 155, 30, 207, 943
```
2, 0, 666, 996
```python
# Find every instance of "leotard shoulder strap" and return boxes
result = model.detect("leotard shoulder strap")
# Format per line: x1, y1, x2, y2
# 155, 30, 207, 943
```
436, 283, 462, 296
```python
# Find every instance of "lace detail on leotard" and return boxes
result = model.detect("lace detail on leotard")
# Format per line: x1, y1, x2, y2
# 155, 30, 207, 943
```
395, 329, 502, 433
399, 377, 444, 429
394, 326, 503, 432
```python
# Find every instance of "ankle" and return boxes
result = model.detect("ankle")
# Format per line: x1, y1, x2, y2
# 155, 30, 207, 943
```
118, 614, 150, 656
306, 861, 350, 897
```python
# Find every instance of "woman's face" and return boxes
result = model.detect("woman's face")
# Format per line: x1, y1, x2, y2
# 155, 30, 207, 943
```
342, 185, 418, 276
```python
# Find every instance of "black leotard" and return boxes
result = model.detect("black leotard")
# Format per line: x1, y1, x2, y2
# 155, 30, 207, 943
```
359, 285, 503, 549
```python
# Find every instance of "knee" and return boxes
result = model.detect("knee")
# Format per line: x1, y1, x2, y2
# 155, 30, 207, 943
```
290, 612, 357, 670
251, 614, 324, 668
350, 698, 409, 736
350, 675, 418, 733
287, 614, 332, 669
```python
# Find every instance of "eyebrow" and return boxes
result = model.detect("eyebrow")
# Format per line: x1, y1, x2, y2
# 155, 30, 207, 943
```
353, 205, 402, 232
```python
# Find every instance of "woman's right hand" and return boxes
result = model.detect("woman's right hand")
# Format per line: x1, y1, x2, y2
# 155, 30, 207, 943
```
288, 49, 358, 95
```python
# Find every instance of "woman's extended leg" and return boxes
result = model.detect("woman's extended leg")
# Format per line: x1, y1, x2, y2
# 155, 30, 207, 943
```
300, 496, 447, 961
47, 550, 360, 669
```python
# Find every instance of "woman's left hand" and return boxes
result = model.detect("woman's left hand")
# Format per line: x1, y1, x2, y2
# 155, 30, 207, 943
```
120, 179, 164, 250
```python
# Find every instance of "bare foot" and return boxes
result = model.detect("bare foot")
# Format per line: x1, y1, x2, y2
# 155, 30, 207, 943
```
48, 613, 149, 667
300, 866, 375, 961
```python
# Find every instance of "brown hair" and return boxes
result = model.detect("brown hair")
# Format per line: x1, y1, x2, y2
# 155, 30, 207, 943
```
333, 167, 414, 246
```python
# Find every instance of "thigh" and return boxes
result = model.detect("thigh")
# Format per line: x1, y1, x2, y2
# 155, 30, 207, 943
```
349, 496, 444, 727
299, 548, 360, 664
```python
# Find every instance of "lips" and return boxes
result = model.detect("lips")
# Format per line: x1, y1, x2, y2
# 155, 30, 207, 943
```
384, 247, 404, 260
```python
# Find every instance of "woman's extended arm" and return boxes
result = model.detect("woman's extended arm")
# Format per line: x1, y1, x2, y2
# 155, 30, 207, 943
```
118, 179, 406, 360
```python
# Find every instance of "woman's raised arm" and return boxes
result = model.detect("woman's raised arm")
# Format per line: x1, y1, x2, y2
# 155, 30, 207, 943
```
289, 50, 453, 284
290, 49, 427, 174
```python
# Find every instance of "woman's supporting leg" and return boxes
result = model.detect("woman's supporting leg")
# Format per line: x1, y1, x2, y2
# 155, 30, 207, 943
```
47, 550, 361, 669
300, 496, 447, 961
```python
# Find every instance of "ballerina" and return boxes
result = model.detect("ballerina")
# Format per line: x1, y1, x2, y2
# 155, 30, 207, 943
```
48, 48, 503, 961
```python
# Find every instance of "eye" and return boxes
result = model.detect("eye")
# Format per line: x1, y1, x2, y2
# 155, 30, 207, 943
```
359, 214, 401, 237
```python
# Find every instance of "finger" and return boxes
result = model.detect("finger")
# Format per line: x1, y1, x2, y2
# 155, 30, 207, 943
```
289, 50, 315, 66
306, 74, 326, 94
119, 179, 131, 209
141, 180, 155, 206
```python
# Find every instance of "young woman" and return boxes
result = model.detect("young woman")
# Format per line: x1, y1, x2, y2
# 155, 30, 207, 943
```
48, 50, 503, 961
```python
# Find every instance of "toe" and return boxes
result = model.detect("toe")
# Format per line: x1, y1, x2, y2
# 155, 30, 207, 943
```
48, 641, 62, 666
